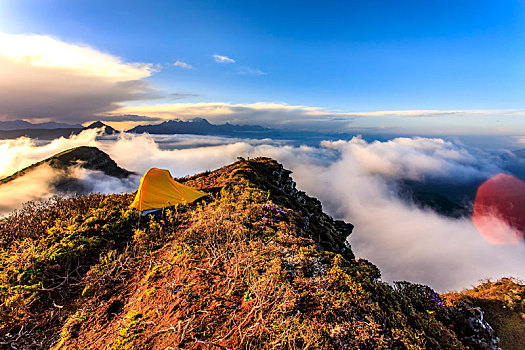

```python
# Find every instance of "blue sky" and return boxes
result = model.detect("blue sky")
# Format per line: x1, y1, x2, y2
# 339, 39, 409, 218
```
1, 0, 525, 134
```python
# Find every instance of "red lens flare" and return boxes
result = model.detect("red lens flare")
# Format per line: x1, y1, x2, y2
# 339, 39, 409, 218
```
472, 173, 525, 245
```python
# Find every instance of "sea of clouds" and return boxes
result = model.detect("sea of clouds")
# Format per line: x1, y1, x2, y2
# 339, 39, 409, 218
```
1, 129, 524, 292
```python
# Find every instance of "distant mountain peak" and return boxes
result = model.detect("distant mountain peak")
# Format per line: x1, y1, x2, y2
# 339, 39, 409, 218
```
86, 121, 107, 128
190, 117, 210, 123
85, 121, 119, 135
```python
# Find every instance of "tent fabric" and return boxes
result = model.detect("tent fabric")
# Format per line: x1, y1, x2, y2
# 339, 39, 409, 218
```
130, 168, 208, 211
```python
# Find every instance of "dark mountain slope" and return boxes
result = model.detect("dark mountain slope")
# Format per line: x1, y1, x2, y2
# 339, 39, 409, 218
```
0, 146, 133, 198
398, 179, 480, 218
0, 146, 131, 186
0, 158, 504, 349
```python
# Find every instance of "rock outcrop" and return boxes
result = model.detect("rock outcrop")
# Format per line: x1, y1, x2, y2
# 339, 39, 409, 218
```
443, 277, 525, 350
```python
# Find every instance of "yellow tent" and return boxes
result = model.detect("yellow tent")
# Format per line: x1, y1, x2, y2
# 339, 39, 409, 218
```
130, 168, 208, 211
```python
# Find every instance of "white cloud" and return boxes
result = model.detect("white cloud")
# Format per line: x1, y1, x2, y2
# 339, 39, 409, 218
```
277, 138, 523, 291
0, 164, 59, 216
0, 128, 138, 215
0, 33, 153, 80
321, 137, 493, 182
237, 67, 267, 75
0, 164, 138, 216
173, 60, 194, 69
213, 54, 235, 63
0, 32, 156, 123
72, 167, 139, 194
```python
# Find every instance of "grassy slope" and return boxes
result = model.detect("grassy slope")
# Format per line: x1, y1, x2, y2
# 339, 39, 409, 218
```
443, 278, 525, 350
0, 157, 512, 349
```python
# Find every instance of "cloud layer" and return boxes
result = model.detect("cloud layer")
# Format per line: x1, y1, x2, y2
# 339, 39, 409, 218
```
0, 164, 59, 215
0, 129, 100, 178
288, 138, 523, 291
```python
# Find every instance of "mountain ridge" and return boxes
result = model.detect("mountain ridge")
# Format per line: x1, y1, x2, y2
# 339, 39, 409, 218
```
0, 153, 515, 349
0, 120, 83, 130
0, 146, 132, 186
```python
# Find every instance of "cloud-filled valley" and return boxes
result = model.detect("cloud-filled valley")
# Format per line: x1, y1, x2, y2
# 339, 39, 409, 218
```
1, 130, 524, 292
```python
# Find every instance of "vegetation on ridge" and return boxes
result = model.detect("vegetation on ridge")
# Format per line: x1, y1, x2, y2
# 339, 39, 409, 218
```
443, 278, 525, 350
0, 157, 514, 349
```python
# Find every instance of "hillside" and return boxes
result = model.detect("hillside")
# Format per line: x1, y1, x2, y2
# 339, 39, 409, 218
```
0, 146, 133, 216
0, 157, 513, 349
0, 146, 132, 186
443, 278, 525, 350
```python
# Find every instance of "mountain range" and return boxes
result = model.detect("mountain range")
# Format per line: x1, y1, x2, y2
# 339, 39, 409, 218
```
0, 118, 270, 140
0, 121, 118, 139
126, 117, 270, 136
0, 119, 83, 130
